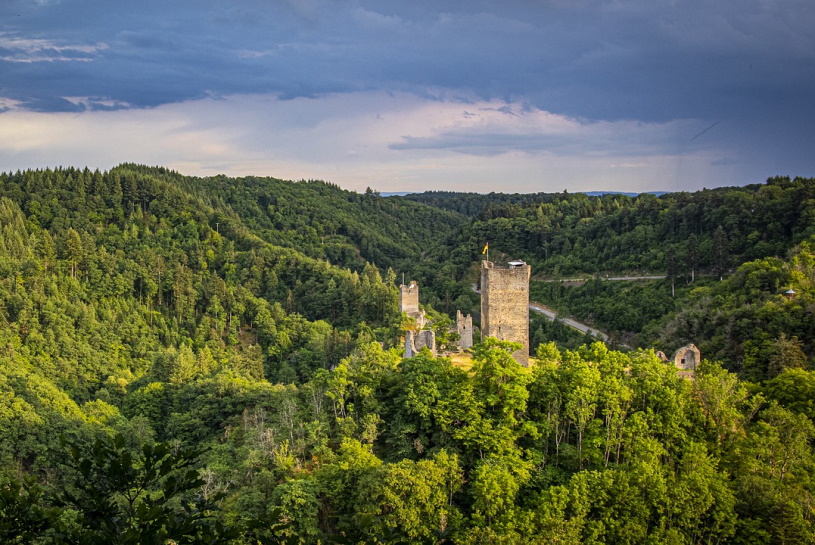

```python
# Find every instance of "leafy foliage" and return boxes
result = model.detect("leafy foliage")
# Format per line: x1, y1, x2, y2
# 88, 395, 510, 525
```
2, 166, 815, 542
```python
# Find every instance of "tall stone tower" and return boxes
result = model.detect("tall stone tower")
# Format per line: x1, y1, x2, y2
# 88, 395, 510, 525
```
481, 260, 531, 365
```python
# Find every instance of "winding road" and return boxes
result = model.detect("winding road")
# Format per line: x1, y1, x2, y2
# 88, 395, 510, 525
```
537, 275, 666, 283
471, 284, 610, 341
528, 301, 609, 341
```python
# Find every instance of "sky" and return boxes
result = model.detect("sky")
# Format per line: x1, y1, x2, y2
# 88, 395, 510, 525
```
0, 0, 813, 193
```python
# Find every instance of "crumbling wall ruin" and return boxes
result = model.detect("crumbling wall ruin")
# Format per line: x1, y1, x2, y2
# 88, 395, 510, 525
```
456, 310, 473, 350
404, 329, 437, 358
656, 344, 701, 378
400, 280, 472, 357
672, 344, 700, 371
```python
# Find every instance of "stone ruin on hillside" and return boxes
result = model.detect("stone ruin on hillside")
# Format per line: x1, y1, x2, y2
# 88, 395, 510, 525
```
400, 281, 473, 358
657, 343, 701, 378
404, 329, 437, 357
457, 310, 473, 350
400, 260, 531, 366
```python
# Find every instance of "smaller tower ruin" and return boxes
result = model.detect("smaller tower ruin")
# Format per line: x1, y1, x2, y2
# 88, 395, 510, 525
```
657, 344, 701, 379
399, 281, 427, 328
671, 344, 700, 371
456, 310, 473, 350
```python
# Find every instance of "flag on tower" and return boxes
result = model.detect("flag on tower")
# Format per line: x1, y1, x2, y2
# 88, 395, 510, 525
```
482, 242, 489, 254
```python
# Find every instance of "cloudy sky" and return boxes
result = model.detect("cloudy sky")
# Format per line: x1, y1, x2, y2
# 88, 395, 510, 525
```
0, 0, 812, 193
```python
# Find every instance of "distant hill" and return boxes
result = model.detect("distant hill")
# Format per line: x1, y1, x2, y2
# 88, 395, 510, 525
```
401, 189, 674, 216
582, 190, 668, 197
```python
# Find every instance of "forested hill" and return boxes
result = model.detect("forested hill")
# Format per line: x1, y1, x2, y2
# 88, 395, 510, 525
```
99, 164, 465, 271
403, 178, 815, 277
402, 176, 815, 310
402, 177, 815, 381
403, 190, 573, 216
0, 164, 462, 393
3, 167, 815, 543
147, 167, 465, 271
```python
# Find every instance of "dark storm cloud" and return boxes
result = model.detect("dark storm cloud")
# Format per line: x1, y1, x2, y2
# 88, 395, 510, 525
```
0, 0, 813, 179
1, 0, 812, 118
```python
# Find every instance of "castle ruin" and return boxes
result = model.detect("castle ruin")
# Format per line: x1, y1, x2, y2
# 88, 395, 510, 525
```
657, 343, 701, 378
404, 329, 437, 358
399, 281, 427, 329
671, 343, 700, 371
456, 310, 473, 350
481, 260, 531, 365
400, 281, 472, 357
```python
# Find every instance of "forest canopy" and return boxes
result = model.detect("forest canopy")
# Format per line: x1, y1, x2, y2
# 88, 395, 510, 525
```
1, 166, 815, 543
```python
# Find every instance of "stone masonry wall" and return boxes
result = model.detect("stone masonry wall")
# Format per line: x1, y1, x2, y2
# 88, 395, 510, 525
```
672, 344, 700, 371
457, 310, 473, 350
399, 281, 427, 328
413, 330, 436, 355
404, 329, 437, 357
399, 282, 420, 315
481, 261, 531, 365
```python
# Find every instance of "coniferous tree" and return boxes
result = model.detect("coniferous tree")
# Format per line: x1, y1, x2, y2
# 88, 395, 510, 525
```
712, 225, 729, 280
686, 233, 699, 283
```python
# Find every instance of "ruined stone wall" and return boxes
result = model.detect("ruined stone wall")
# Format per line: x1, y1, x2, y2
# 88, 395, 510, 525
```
655, 345, 700, 379
672, 344, 700, 371
457, 310, 473, 350
404, 330, 437, 357
481, 261, 531, 365
413, 330, 436, 355
404, 331, 415, 358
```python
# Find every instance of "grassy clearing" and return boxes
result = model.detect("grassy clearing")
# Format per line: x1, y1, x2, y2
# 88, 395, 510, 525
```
448, 352, 474, 372
446, 351, 537, 374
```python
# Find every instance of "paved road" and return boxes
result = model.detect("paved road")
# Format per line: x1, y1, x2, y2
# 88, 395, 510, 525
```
471, 284, 609, 341
528, 302, 609, 341
537, 275, 666, 282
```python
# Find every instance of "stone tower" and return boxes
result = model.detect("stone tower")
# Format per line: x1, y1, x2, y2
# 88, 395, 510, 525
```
671, 343, 700, 372
400, 281, 420, 315
481, 260, 531, 365
456, 310, 473, 350
399, 281, 427, 328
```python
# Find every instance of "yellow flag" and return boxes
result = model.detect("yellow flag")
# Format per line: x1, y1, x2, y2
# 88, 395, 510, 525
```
482, 242, 489, 254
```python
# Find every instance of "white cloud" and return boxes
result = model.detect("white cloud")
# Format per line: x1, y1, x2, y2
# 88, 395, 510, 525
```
0, 33, 107, 63
0, 96, 23, 112
0, 91, 740, 193
352, 6, 405, 29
